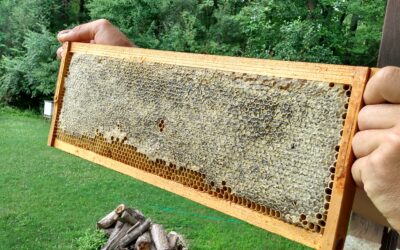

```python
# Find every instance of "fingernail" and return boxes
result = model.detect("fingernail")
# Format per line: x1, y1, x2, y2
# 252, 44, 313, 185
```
57, 33, 67, 39
57, 30, 71, 39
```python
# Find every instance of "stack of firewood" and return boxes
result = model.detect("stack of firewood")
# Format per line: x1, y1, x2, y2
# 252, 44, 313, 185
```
97, 204, 187, 250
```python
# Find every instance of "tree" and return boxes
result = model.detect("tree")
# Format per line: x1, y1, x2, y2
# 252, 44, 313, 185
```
0, 0, 89, 109
0, 0, 387, 110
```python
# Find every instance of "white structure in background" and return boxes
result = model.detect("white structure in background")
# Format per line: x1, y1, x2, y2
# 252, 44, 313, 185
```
345, 213, 400, 250
43, 100, 53, 118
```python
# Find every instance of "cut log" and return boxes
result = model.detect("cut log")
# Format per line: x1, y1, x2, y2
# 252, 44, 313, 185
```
97, 206, 185, 250
97, 210, 120, 229
109, 221, 124, 240
102, 221, 131, 250
167, 232, 178, 249
103, 227, 115, 237
124, 208, 145, 221
167, 232, 186, 250
134, 232, 152, 250
119, 210, 138, 225
131, 209, 145, 221
115, 204, 127, 215
126, 221, 141, 234
150, 224, 169, 250
101, 221, 123, 249
120, 219, 151, 248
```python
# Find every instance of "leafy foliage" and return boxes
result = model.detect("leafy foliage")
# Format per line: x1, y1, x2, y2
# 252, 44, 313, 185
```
0, 28, 60, 108
0, 0, 387, 109
88, 0, 386, 66
76, 229, 107, 250
0, 0, 87, 109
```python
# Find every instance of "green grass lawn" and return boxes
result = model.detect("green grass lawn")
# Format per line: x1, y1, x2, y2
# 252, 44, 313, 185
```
0, 107, 310, 250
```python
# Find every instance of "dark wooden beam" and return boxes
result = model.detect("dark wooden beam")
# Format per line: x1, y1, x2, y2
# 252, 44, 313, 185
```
377, 0, 400, 67
380, 227, 399, 250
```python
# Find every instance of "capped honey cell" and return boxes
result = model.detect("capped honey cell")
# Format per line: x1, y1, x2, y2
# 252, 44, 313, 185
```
56, 53, 350, 233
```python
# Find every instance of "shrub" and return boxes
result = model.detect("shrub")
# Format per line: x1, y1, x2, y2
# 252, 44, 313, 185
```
76, 229, 107, 250
0, 28, 59, 109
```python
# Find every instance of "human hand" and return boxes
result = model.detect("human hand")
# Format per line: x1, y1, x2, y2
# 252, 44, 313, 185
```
352, 66, 400, 232
56, 19, 135, 59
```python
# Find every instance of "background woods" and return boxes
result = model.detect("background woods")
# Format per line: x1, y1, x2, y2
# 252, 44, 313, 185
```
0, 0, 386, 110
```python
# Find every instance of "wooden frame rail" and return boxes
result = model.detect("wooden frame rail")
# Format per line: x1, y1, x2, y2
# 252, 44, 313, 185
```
48, 42, 371, 249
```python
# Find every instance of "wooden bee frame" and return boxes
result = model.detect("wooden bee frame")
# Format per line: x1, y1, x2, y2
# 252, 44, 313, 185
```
48, 42, 371, 249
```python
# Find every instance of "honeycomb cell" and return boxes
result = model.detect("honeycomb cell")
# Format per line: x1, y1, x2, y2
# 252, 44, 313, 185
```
56, 53, 350, 233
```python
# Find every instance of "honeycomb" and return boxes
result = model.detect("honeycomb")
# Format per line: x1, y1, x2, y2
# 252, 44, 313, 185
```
56, 53, 351, 233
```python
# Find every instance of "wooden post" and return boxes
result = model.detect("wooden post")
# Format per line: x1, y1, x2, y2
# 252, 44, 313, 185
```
377, 0, 400, 67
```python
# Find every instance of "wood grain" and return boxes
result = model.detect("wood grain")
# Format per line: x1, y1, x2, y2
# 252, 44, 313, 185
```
319, 67, 370, 250
378, 0, 400, 67
49, 42, 372, 249
48, 42, 71, 146
70, 42, 363, 85
53, 138, 322, 249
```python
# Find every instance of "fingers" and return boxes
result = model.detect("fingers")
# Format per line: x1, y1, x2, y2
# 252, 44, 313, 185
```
353, 127, 400, 158
352, 129, 387, 158
56, 46, 63, 59
364, 66, 400, 104
57, 23, 95, 43
358, 104, 400, 130
57, 29, 71, 37
352, 128, 400, 188
352, 138, 400, 231
57, 19, 110, 43
351, 156, 367, 188
56, 19, 134, 49
352, 143, 389, 189
355, 66, 400, 231
56, 20, 110, 59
